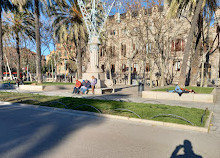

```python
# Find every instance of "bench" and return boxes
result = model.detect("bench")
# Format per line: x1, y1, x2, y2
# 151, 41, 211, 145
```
86, 87, 115, 94
45, 78, 54, 82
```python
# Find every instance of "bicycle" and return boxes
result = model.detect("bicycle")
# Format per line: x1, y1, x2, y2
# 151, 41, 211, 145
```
3, 82, 14, 89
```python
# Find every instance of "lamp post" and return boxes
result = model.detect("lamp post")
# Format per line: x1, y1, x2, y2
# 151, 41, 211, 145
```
77, 0, 116, 75
116, 1, 122, 23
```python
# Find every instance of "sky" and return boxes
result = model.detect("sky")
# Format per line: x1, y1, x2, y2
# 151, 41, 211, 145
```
39, 0, 220, 56
39, 1, 126, 56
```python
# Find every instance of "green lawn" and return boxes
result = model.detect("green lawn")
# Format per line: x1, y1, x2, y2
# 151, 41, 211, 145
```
152, 86, 214, 94
0, 92, 209, 127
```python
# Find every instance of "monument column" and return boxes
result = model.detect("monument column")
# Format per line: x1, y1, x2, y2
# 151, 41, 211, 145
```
77, 0, 117, 88
86, 36, 102, 73
82, 36, 104, 88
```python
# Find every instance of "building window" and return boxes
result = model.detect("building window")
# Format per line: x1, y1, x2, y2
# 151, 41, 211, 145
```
121, 44, 126, 57
133, 63, 138, 72
111, 64, 115, 73
171, 39, 185, 52
145, 8, 152, 15
146, 63, 150, 72
174, 61, 181, 71
133, 44, 136, 50
110, 30, 116, 35
122, 64, 126, 72
101, 65, 105, 71
109, 46, 115, 56
146, 43, 152, 54
121, 13, 126, 19
109, 15, 114, 20
100, 47, 103, 57
109, 46, 112, 56
132, 11, 138, 18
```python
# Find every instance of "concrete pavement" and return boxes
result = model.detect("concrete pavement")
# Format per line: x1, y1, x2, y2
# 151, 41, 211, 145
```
0, 102, 220, 158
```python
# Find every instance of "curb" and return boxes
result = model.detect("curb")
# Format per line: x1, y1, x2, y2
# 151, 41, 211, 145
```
0, 101, 210, 133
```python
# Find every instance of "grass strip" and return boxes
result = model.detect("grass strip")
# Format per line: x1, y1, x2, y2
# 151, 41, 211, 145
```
0, 92, 209, 127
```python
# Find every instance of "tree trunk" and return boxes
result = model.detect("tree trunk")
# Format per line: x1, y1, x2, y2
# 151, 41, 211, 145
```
76, 43, 82, 79
160, 59, 165, 87
30, 73, 33, 82
51, 59, 54, 82
200, 53, 205, 87
27, 65, 29, 81
204, 71, 208, 87
149, 59, 153, 88
189, 38, 202, 86
0, 9, 3, 81
204, 60, 209, 87
54, 58, 58, 82
143, 59, 146, 86
35, 0, 42, 83
128, 58, 132, 85
5, 63, 7, 80
16, 32, 21, 80
178, 0, 204, 87
4, 53, 12, 80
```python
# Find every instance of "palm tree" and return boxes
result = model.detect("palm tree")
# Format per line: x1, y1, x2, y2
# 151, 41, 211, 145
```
51, 1, 87, 79
11, 0, 47, 83
3, 10, 35, 80
167, 0, 218, 87
0, 0, 13, 81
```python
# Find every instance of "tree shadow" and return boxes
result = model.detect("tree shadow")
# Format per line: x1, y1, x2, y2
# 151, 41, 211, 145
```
170, 140, 202, 158
0, 103, 105, 158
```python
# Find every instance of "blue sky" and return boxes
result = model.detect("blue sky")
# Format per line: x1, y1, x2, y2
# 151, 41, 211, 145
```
40, 1, 125, 56
39, 1, 220, 56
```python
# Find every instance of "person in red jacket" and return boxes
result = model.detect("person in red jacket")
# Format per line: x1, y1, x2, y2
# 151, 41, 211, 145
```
72, 80, 81, 94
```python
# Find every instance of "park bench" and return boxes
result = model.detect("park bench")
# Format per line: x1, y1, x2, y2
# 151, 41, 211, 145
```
87, 87, 115, 94
76, 79, 115, 94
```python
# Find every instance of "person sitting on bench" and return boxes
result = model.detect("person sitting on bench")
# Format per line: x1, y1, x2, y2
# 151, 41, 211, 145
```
72, 79, 81, 94
80, 80, 91, 94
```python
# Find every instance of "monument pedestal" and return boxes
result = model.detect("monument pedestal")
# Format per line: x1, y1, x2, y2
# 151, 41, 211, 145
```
82, 71, 105, 88
82, 36, 107, 88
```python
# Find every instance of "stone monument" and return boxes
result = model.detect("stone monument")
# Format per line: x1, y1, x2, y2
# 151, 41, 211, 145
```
77, 0, 117, 88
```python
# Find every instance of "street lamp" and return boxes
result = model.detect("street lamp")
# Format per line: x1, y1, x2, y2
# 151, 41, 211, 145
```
116, 1, 122, 23
77, 0, 116, 74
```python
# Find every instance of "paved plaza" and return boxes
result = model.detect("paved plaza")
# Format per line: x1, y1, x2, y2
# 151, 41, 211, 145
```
0, 86, 220, 157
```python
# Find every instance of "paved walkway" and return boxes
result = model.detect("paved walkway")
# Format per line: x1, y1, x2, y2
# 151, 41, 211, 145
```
0, 101, 220, 158
1, 86, 220, 135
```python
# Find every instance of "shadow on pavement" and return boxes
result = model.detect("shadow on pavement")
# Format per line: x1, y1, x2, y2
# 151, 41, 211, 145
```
170, 140, 202, 158
0, 104, 105, 158
114, 85, 138, 93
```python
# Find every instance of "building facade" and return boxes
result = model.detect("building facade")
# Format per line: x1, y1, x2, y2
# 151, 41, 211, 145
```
48, 6, 220, 85
3, 47, 46, 77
